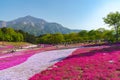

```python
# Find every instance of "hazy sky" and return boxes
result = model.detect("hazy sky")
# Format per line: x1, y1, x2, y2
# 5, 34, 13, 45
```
0, 0, 120, 30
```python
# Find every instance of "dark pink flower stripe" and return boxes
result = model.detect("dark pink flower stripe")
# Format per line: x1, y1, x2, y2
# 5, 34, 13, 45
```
29, 46, 120, 80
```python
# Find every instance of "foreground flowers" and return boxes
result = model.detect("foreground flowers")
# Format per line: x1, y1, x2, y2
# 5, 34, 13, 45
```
30, 45, 120, 80
0, 45, 56, 70
0, 47, 75, 80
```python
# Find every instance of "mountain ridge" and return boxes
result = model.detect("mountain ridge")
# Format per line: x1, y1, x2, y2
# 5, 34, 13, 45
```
0, 16, 81, 36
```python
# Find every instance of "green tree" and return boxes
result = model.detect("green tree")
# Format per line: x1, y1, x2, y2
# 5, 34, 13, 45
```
103, 11, 120, 42
78, 30, 88, 37
103, 30, 115, 43
88, 30, 96, 41
50, 33, 64, 44
78, 30, 88, 42
0, 27, 24, 42
0, 29, 3, 40
38, 34, 51, 44
69, 33, 79, 43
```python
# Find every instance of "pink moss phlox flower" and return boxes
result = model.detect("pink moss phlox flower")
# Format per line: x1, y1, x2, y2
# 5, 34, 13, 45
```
29, 45, 120, 80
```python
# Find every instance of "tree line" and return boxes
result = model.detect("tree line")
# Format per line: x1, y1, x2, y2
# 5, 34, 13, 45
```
0, 27, 36, 43
0, 27, 115, 44
37, 28, 115, 44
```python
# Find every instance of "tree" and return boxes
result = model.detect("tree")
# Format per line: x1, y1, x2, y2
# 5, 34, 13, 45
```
103, 11, 120, 42
69, 33, 78, 43
88, 30, 96, 41
0, 27, 24, 42
37, 34, 51, 44
78, 30, 88, 42
78, 30, 88, 37
49, 33, 64, 44
103, 30, 115, 43
0, 29, 3, 41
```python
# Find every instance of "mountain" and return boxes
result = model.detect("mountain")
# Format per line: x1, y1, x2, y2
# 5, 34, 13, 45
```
0, 21, 6, 28
1, 16, 81, 36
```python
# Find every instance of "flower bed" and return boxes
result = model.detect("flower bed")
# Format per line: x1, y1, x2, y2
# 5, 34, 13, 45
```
0, 45, 13, 51
0, 49, 41, 70
29, 45, 120, 80
0, 45, 14, 55
0, 45, 57, 70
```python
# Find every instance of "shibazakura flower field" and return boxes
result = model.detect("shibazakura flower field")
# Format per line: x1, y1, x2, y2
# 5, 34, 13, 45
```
0, 45, 56, 70
30, 45, 120, 80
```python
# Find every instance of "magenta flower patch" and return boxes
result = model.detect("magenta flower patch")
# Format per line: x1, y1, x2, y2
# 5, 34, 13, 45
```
30, 46, 120, 80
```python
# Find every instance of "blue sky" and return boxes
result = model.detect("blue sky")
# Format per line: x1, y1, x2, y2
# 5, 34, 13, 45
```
0, 0, 120, 30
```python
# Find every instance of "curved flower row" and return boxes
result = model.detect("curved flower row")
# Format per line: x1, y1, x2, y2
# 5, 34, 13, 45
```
0, 46, 56, 70
30, 45, 120, 80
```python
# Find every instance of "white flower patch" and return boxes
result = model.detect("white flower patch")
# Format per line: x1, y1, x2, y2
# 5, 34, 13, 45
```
0, 48, 77, 80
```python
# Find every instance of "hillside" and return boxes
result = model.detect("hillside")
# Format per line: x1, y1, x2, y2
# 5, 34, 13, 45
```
0, 16, 80, 36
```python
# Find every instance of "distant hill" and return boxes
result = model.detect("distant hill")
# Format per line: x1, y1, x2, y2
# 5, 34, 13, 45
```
0, 16, 81, 36
0, 21, 6, 28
